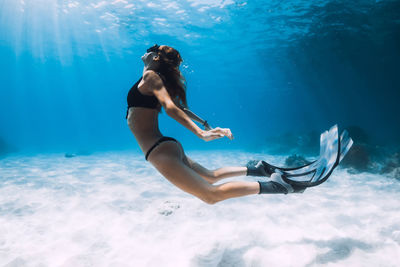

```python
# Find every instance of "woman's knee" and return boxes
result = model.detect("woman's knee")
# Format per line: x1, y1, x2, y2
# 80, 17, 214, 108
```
198, 195, 219, 205
204, 170, 218, 183
198, 186, 223, 205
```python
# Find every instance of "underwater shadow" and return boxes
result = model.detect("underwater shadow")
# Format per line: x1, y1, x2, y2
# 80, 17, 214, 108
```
192, 244, 250, 267
302, 237, 375, 266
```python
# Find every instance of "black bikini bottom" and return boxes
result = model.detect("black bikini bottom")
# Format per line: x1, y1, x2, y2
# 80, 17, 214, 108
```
145, 136, 178, 161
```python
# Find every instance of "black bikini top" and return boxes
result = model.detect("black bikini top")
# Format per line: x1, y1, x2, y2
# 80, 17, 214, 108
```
127, 76, 161, 111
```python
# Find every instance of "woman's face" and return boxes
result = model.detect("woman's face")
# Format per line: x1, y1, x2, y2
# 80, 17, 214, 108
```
141, 51, 158, 66
141, 45, 168, 67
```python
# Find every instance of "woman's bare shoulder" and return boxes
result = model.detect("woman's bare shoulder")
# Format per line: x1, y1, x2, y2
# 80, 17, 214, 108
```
143, 70, 162, 82
140, 70, 166, 94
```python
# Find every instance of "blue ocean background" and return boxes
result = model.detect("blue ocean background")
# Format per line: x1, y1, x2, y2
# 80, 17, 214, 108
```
1, 1, 400, 266
1, 0, 399, 153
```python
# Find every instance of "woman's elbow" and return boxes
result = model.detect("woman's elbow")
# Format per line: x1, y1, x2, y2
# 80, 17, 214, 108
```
164, 103, 177, 116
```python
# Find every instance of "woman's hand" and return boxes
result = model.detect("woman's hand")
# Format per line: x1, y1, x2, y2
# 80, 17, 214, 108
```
199, 127, 234, 142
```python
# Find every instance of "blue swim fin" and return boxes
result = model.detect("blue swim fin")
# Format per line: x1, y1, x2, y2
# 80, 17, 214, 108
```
248, 125, 353, 188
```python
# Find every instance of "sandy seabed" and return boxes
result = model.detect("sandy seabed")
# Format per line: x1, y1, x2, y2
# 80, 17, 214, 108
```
0, 151, 399, 267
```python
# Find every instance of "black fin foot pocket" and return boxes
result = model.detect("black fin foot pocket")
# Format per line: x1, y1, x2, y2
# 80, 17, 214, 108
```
246, 160, 275, 177
258, 173, 307, 195
258, 181, 289, 194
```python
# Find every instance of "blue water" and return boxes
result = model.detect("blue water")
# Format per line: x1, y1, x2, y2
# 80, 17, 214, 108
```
1, 0, 399, 153
1, 1, 400, 266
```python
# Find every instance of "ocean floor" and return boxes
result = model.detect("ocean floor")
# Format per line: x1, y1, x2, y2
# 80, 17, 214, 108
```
0, 151, 400, 267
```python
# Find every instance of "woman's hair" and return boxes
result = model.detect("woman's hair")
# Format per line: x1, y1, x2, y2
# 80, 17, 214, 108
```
156, 46, 187, 110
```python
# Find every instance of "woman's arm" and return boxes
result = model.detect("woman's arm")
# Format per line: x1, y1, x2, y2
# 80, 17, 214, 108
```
168, 106, 233, 141
182, 108, 212, 130
166, 105, 205, 138
145, 71, 232, 141
144, 71, 204, 138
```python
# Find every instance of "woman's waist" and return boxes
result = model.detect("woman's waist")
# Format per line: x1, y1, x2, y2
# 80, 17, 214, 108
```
129, 122, 162, 136
135, 134, 170, 154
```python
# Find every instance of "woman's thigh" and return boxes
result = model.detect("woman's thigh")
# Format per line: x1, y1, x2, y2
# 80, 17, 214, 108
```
148, 141, 215, 201
183, 155, 216, 183
162, 141, 215, 183
147, 138, 210, 176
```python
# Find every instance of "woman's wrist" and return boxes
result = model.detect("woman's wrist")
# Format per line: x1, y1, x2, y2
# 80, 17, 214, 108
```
196, 129, 205, 138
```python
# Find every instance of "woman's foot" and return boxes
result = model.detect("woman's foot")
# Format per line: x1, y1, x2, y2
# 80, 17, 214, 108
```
258, 173, 306, 194
246, 160, 275, 177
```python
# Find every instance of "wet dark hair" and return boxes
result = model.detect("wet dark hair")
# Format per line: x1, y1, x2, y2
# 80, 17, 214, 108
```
155, 46, 187, 110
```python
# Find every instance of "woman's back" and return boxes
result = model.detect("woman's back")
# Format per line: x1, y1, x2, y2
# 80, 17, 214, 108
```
126, 76, 163, 154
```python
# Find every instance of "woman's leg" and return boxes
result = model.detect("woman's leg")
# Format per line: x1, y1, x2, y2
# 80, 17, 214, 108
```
183, 155, 247, 184
148, 142, 259, 204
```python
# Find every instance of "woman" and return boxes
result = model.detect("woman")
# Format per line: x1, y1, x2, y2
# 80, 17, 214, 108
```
126, 44, 307, 205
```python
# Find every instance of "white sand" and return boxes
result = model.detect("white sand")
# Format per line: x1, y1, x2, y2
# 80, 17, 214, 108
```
0, 151, 399, 267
